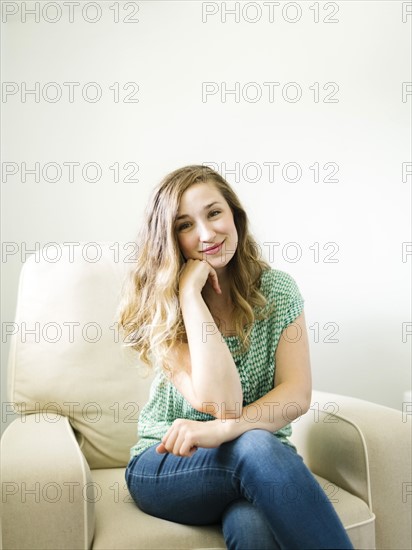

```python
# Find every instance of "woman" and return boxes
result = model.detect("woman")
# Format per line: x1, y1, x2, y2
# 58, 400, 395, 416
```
119, 165, 353, 549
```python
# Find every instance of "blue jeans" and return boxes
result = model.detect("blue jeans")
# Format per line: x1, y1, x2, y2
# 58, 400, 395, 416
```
125, 430, 354, 550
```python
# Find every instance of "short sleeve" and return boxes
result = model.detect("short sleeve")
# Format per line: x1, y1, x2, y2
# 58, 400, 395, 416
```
275, 271, 305, 332
263, 269, 304, 336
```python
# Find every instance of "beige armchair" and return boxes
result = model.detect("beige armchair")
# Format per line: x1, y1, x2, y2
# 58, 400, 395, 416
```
1, 243, 411, 549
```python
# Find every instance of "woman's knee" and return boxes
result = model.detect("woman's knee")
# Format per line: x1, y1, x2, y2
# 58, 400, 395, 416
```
227, 430, 296, 463
231, 429, 275, 450
224, 431, 309, 494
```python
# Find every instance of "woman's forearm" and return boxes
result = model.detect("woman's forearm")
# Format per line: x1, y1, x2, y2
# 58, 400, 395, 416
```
180, 290, 243, 412
157, 385, 311, 457
220, 382, 311, 440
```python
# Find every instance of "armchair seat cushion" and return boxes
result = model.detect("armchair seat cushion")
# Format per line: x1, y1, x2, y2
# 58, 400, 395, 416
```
90, 467, 375, 550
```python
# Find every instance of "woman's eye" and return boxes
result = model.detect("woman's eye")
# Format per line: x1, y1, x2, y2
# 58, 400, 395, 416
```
177, 211, 221, 231
177, 222, 190, 231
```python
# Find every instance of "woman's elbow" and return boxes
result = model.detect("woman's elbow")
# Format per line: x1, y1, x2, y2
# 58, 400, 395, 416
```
297, 391, 312, 418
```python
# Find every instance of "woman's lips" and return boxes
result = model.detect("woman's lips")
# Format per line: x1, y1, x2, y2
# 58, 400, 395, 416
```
202, 240, 224, 255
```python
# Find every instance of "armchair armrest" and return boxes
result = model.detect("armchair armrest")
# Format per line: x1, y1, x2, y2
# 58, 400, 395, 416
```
291, 390, 411, 550
1, 414, 95, 550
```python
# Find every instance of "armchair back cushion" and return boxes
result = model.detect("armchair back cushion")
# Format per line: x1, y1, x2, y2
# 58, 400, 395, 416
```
7, 243, 153, 469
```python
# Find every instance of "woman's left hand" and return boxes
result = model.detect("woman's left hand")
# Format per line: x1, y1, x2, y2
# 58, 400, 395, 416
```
156, 418, 229, 457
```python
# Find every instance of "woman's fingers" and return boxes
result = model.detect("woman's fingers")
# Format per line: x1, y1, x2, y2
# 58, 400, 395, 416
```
179, 258, 222, 296
158, 420, 200, 457
209, 269, 222, 294
201, 260, 221, 294
182, 443, 198, 457
159, 422, 185, 456
172, 424, 198, 456
160, 426, 178, 454
158, 419, 225, 457
155, 443, 167, 454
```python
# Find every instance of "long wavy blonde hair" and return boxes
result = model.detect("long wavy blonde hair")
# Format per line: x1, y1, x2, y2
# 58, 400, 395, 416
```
118, 165, 274, 373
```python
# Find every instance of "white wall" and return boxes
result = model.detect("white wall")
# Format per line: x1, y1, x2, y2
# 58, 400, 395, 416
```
1, 1, 411, 434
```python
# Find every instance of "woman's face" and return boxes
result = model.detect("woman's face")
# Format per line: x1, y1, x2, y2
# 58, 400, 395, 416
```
174, 182, 238, 272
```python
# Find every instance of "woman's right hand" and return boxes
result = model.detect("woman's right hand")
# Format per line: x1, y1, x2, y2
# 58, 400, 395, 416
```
156, 418, 230, 457
178, 259, 222, 298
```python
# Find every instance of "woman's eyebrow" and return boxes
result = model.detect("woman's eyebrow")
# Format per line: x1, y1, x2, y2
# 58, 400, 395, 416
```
175, 201, 223, 221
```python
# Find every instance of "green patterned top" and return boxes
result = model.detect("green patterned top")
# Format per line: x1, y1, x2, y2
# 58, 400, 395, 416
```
131, 268, 305, 457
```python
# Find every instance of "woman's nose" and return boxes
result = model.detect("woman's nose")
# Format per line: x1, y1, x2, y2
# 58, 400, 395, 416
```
198, 222, 216, 242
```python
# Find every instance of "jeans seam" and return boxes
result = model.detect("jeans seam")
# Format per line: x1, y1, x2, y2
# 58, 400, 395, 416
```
127, 465, 240, 481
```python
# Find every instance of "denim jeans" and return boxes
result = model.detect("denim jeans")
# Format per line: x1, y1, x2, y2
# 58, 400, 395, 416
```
125, 430, 354, 550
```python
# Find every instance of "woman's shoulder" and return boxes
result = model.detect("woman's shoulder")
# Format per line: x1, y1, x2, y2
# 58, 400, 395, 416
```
259, 267, 302, 298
